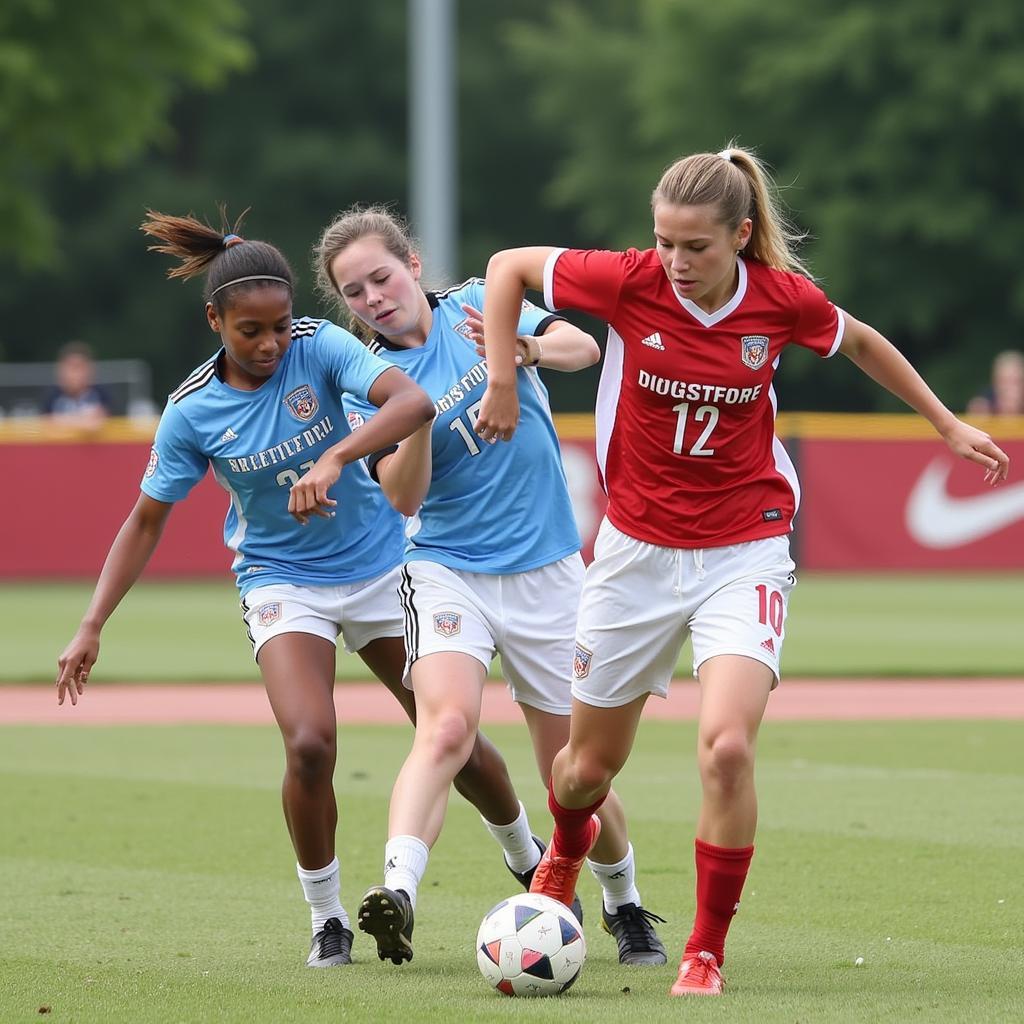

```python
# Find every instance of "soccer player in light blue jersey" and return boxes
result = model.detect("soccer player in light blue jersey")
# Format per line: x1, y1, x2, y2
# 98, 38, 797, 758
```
313, 206, 666, 969
55, 211, 536, 970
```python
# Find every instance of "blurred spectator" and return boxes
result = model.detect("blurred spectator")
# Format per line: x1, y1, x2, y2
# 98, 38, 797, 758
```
967, 349, 1024, 416
43, 341, 111, 428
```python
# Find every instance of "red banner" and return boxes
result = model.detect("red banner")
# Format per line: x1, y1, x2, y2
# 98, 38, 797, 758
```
0, 443, 229, 578
1, 431, 1020, 577
797, 439, 1024, 569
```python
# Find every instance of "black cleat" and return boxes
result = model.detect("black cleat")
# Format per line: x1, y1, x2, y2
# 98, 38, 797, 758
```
507, 835, 584, 925
358, 886, 414, 965
601, 902, 668, 965
306, 917, 354, 967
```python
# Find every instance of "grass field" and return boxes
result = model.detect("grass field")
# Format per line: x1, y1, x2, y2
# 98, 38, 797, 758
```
4, 573, 1023, 682
2, 719, 1022, 1023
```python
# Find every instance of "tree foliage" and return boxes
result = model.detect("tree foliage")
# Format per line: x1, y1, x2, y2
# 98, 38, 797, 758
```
508, 0, 1024, 409
1, 0, 1021, 413
0, 0, 250, 267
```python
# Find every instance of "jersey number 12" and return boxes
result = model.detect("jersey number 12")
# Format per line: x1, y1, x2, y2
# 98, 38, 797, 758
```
672, 402, 718, 456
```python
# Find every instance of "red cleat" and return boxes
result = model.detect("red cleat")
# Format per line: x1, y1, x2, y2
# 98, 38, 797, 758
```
669, 950, 725, 996
528, 815, 601, 911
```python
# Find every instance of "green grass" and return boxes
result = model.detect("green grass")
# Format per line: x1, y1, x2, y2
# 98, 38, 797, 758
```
4, 574, 1022, 682
1, 720, 1022, 1023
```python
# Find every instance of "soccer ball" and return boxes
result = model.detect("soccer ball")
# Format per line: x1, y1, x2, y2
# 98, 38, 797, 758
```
476, 893, 586, 997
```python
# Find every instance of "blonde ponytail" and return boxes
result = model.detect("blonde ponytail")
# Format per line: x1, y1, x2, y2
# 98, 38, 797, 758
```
653, 144, 811, 277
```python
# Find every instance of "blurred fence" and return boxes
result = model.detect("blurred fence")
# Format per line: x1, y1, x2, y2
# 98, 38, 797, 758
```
1, 414, 1022, 578
0, 360, 157, 419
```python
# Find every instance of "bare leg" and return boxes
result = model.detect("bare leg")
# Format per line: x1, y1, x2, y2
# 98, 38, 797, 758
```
519, 702, 629, 863
386, 651, 487, 845
695, 655, 773, 846
357, 636, 520, 824
551, 694, 649, 808
258, 632, 339, 869
675, 654, 773, 979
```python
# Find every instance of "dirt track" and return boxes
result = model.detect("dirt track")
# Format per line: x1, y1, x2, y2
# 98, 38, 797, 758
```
4, 679, 1023, 725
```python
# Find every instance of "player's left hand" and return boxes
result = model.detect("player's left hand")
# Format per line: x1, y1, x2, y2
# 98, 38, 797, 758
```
461, 304, 540, 366
474, 382, 520, 443
289, 461, 339, 524
941, 419, 1010, 485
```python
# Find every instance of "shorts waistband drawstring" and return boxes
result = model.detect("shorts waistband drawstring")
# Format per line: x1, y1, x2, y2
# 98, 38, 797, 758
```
692, 548, 706, 581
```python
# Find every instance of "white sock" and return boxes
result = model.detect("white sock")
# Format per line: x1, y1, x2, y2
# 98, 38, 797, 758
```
383, 835, 430, 909
587, 843, 642, 914
296, 857, 348, 933
482, 801, 539, 874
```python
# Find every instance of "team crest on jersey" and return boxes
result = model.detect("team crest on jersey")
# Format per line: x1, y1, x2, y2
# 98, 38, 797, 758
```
433, 611, 461, 637
573, 643, 594, 679
452, 318, 475, 343
144, 447, 159, 479
347, 411, 365, 431
257, 602, 281, 627
740, 335, 770, 370
283, 384, 320, 422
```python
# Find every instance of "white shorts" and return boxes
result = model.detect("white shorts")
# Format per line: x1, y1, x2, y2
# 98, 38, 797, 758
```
398, 554, 585, 715
241, 567, 404, 660
571, 518, 797, 708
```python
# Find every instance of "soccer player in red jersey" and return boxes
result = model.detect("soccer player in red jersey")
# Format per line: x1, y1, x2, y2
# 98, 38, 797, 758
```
475, 145, 1010, 996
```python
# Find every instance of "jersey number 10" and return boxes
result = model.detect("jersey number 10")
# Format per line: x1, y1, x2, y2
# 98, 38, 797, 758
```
756, 583, 784, 637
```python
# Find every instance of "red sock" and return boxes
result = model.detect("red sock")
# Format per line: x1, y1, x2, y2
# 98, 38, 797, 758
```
683, 838, 754, 966
548, 780, 605, 859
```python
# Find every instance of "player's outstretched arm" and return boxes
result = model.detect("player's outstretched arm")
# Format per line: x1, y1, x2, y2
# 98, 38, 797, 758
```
462, 303, 600, 372
477, 247, 557, 442
289, 367, 433, 524
56, 495, 174, 706
840, 313, 1010, 485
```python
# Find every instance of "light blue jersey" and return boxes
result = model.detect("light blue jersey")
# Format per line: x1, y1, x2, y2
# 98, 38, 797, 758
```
142, 317, 405, 596
345, 279, 581, 574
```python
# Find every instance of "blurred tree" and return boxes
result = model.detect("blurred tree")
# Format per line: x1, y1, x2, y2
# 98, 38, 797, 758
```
0, 0, 250, 268
0, 0, 585, 405
3, 1, 1022, 413
0, 0, 409, 391
508, 0, 1024, 411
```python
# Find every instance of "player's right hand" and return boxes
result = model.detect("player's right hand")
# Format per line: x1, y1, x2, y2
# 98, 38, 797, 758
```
288, 460, 340, 525
56, 628, 101, 706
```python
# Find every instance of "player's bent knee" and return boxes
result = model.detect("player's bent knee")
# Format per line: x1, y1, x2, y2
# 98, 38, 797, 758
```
285, 729, 337, 785
566, 748, 619, 796
423, 710, 477, 767
700, 732, 754, 786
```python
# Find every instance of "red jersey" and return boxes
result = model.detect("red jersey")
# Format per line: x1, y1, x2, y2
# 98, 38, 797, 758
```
544, 248, 844, 548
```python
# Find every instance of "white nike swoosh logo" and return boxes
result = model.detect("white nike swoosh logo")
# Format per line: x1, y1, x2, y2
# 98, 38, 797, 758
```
905, 457, 1024, 548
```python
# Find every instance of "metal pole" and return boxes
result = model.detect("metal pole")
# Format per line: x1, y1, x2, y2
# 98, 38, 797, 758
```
409, 0, 457, 282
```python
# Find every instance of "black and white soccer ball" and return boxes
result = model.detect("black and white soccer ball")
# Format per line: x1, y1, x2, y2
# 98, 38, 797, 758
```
476, 893, 586, 996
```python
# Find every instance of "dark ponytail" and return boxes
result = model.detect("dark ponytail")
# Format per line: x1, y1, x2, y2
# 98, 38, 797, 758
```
141, 209, 295, 311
